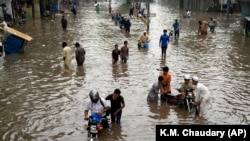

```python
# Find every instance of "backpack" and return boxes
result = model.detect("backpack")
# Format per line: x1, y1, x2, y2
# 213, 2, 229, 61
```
93, 98, 110, 117
99, 99, 109, 128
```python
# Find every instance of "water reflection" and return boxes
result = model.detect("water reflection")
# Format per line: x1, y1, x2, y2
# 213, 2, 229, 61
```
75, 65, 86, 77
112, 63, 128, 78
120, 63, 128, 77
112, 64, 120, 80
147, 101, 170, 120
171, 37, 179, 46
107, 124, 125, 141
160, 57, 167, 68
61, 69, 74, 77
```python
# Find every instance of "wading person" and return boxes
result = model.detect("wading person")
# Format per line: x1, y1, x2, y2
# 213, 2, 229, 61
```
209, 17, 216, 33
105, 88, 125, 124
62, 41, 72, 69
138, 31, 150, 48
71, 2, 77, 16
124, 19, 131, 34
120, 41, 129, 63
75, 42, 85, 66
175, 75, 194, 101
147, 76, 164, 102
191, 76, 210, 117
94, 1, 100, 13
61, 16, 67, 30
159, 66, 172, 101
198, 21, 209, 35
159, 29, 170, 57
172, 19, 180, 37
112, 44, 120, 64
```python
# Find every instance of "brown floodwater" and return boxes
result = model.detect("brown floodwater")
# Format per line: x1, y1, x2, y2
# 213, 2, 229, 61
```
0, 0, 249, 141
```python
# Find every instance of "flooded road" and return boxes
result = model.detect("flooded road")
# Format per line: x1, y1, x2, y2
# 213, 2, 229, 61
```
0, 0, 250, 140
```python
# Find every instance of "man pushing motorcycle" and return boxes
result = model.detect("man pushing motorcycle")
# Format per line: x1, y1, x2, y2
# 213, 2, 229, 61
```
191, 76, 211, 117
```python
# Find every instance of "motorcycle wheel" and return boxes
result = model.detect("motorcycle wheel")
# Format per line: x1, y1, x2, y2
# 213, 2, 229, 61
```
89, 133, 97, 138
189, 103, 199, 116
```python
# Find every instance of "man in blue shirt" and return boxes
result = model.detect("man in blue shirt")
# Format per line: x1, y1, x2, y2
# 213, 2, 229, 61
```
159, 29, 170, 57
172, 19, 180, 37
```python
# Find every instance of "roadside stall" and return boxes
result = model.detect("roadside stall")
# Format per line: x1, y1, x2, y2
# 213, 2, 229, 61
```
0, 25, 32, 53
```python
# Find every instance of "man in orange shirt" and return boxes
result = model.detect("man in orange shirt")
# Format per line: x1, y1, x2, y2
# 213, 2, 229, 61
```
159, 66, 172, 101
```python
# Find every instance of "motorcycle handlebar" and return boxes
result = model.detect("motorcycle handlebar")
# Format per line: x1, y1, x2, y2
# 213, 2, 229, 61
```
185, 88, 194, 93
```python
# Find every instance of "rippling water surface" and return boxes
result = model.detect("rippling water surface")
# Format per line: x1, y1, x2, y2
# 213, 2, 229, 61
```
0, 0, 249, 140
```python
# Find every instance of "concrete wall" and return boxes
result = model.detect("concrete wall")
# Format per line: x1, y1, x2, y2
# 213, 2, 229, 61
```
241, 2, 250, 19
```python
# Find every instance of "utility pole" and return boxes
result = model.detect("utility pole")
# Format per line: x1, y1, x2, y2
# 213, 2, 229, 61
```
226, 0, 230, 18
147, 0, 150, 33
32, 0, 35, 19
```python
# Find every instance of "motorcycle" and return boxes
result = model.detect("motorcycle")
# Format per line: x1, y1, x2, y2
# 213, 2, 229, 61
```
85, 113, 109, 140
177, 89, 199, 115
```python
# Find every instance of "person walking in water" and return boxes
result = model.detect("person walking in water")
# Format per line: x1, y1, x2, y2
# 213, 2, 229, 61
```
94, 1, 100, 13
105, 88, 125, 124
159, 29, 170, 57
198, 21, 209, 35
209, 17, 216, 33
112, 44, 120, 64
62, 42, 72, 69
159, 66, 172, 101
61, 16, 67, 30
147, 76, 164, 102
108, 4, 112, 15
120, 41, 129, 63
71, 2, 77, 16
75, 42, 86, 66
172, 19, 180, 37
124, 19, 131, 34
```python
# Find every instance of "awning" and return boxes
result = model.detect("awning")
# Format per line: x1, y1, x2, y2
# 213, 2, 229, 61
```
0, 26, 32, 41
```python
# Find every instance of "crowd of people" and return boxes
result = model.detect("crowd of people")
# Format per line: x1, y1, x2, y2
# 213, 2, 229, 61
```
147, 66, 211, 117
59, 1, 212, 131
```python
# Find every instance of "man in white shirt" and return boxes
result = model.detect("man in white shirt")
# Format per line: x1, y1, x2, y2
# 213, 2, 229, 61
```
192, 76, 210, 117
84, 90, 110, 128
62, 42, 72, 69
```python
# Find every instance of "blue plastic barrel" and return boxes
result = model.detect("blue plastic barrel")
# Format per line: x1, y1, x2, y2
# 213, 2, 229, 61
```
54, 5, 59, 13
144, 42, 149, 48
